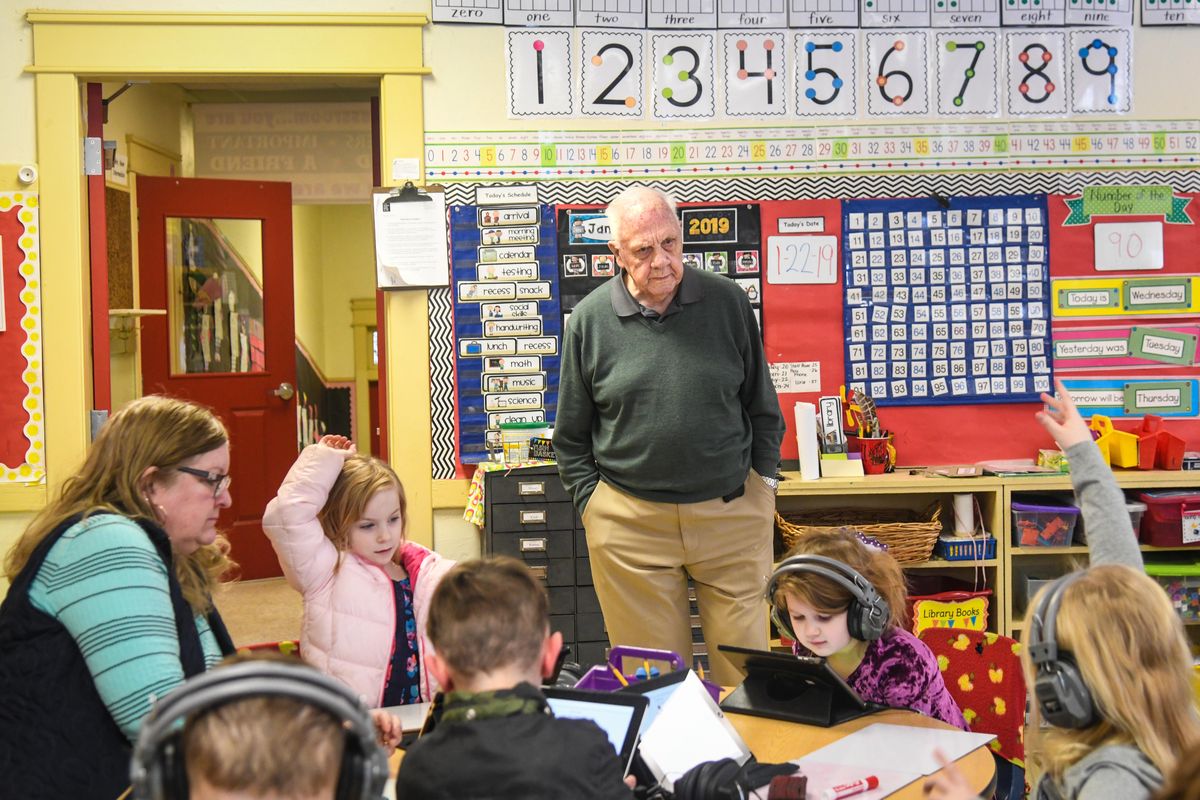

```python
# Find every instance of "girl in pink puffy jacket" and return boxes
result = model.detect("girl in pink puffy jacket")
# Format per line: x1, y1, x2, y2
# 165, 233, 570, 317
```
263, 435, 456, 706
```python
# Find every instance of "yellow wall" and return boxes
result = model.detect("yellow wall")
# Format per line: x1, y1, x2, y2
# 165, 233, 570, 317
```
290, 203, 375, 382
292, 203, 325, 368
101, 81, 188, 172
318, 204, 375, 381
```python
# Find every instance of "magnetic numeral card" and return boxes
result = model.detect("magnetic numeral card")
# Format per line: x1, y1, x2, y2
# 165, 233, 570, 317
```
581, 30, 646, 117
865, 31, 930, 116
722, 31, 790, 117
507, 30, 574, 117
1004, 31, 1068, 116
934, 30, 999, 115
1069, 28, 1131, 114
795, 30, 858, 117
651, 33, 716, 119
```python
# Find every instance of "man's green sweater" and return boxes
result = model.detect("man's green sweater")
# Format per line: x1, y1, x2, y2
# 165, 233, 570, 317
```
553, 267, 785, 513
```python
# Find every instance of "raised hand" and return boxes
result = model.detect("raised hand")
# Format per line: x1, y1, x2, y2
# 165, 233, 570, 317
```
1036, 378, 1093, 451
318, 434, 356, 453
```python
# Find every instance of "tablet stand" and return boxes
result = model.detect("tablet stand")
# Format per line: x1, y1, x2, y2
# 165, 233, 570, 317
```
719, 663, 884, 727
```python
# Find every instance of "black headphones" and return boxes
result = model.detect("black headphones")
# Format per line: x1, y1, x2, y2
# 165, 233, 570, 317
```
765, 554, 890, 642
1027, 571, 1098, 730
130, 660, 390, 800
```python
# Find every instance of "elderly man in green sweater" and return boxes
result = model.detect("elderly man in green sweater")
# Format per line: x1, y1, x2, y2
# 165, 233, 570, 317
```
553, 186, 785, 685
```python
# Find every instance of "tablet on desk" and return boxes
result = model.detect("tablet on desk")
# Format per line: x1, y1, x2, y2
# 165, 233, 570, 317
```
717, 644, 886, 727
617, 668, 690, 738
543, 687, 648, 776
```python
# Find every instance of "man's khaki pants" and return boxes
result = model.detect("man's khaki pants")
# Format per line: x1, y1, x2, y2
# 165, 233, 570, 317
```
581, 471, 775, 686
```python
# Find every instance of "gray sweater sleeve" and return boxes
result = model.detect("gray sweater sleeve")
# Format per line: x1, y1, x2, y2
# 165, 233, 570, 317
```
1065, 439, 1142, 569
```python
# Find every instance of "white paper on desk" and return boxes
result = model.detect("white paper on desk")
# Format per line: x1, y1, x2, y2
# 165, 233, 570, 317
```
373, 189, 449, 289
800, 723, 994, 775
378, 700, 431, 732
637, 672, 752, 792
795, 402, 821, 481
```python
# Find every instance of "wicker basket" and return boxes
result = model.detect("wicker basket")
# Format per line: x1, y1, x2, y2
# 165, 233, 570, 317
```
776, 503, 944, 564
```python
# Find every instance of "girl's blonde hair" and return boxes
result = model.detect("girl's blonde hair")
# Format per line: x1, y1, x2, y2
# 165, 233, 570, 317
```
317, 454, 407, 554
771, 530, 908, 631
4, 395, 236, 613
1024, 564, 1200, 785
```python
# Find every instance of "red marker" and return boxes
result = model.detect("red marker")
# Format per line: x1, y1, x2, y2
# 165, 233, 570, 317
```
820, 775, 879, 800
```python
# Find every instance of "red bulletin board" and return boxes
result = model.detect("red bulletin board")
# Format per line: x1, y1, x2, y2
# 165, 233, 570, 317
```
0, 194, 45, 482
763, 197, 1061, 467
1045, 189, 1200, 444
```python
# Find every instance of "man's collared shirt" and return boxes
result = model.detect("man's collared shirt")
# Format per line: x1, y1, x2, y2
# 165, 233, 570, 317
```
609, 266, 703, 322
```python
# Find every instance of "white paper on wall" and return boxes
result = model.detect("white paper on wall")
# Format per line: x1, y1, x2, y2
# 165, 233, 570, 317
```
931, 0, 999, 28
718, 0, 789, 28
861, 0, 931, 28
1094, 221, 1164, 272
652, 33, 717, 119
1065, 0, 1131, 27
507, 29, 574, 117
766, 235, 839, 284
865, 30, 930, 116
789, 0, 859, 27
795, 30, 858, 118
1001, 0, 1064, 27
1004, 30, 1068, 117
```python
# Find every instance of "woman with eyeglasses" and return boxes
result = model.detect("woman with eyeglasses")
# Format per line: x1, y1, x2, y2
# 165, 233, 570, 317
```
0, 394, 238, 799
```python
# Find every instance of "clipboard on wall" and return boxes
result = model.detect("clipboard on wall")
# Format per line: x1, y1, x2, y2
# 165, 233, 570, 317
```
372, 182, 449, 289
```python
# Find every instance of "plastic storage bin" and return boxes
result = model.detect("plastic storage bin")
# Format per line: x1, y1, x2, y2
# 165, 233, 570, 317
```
1075, 500, 1146, 545
935, 535, 997, 561
1012, 501, 1080, 547
1139, 491, 1200, 547
1144, 562, 1200, 621
1091, 415, 1140, 468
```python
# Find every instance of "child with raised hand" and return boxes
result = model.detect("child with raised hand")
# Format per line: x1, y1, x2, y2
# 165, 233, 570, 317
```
924, 379, 1200, 800
263, 435, 455, 707
769, 530, 967, 729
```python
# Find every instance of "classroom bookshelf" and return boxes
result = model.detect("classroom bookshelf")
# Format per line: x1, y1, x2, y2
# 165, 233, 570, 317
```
776, 470, 1200, 641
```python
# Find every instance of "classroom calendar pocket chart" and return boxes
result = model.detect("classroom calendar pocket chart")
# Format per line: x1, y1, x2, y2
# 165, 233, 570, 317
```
842, 195, 1053, 406
452, 204, 562, 463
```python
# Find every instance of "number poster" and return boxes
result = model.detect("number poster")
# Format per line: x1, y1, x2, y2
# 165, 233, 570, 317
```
842, 195, 1053, 406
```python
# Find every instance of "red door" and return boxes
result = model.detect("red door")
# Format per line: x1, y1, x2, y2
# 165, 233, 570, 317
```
137, 177, 295, 579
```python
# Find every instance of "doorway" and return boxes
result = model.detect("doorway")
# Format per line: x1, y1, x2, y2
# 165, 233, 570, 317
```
27, 12, 435, 558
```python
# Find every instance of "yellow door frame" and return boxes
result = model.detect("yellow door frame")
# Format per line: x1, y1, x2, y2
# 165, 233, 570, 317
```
24, 11, 442, 545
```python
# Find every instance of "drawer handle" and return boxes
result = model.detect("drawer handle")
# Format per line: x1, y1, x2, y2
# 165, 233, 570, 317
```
528, 565, 548, 581
520, 509, 547, 525
518, 480, 546, 496
520, 537, 548, 552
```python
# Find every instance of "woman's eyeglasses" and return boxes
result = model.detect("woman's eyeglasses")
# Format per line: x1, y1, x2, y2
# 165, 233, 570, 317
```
176, 466, 232, 498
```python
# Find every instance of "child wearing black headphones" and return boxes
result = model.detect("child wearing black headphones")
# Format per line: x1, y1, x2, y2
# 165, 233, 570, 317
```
769, 530, 967, 729
924, 379, 1200, 800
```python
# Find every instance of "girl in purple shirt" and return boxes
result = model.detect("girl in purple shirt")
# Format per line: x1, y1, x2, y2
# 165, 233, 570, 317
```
770, 530, 967, 729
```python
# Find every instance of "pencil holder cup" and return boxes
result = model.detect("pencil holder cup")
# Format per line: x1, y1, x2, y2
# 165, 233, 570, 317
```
853, 435, 896, 475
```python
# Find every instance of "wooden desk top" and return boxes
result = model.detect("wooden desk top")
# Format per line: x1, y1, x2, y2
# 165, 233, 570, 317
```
727, 707, 996, 799
388, 704, 995, 799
